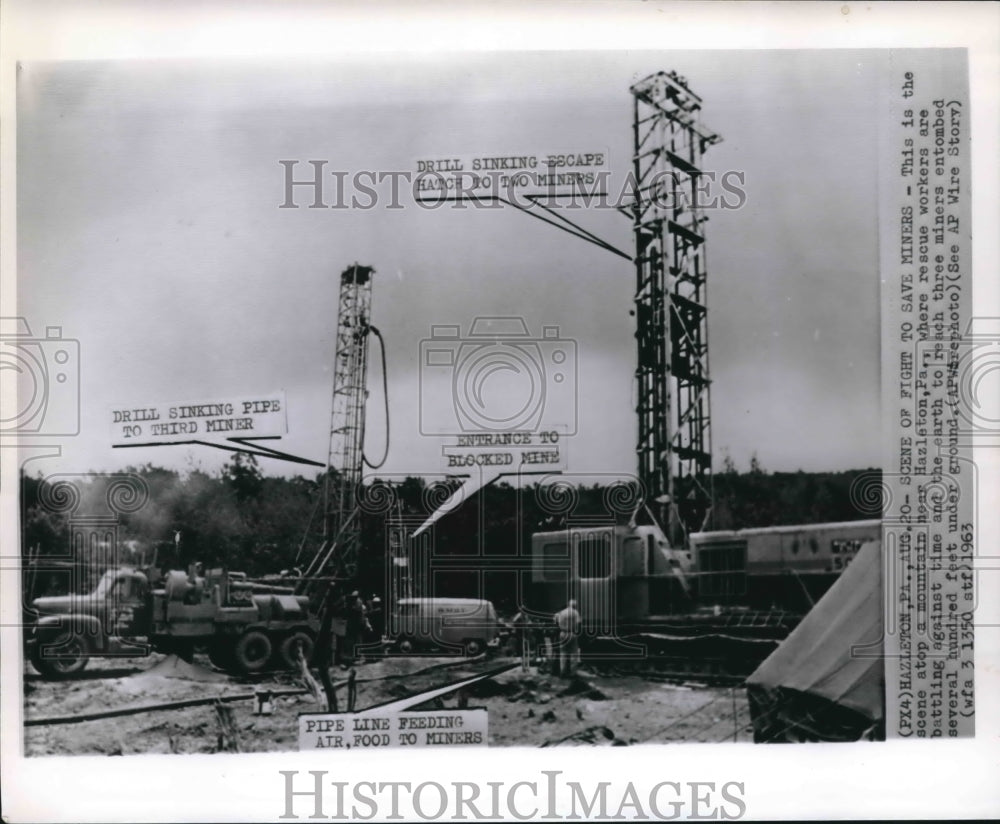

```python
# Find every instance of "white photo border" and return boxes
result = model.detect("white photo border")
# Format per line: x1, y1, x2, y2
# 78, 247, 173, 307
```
1, 2, 997, 821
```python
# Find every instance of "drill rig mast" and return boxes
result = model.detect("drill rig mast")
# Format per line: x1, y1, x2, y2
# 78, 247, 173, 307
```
299, 263, 375, 591
630, 71, 720, 546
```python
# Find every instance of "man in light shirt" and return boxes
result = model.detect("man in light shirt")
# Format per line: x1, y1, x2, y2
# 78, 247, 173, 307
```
553, 598, 582, 678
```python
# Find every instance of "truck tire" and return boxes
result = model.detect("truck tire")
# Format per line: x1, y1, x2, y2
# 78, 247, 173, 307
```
208, 641, 235, 672
462, 638, 484, 657
278, 631, 315, 671
233, 630, 273, 675
161, 637, 195, 662
30, 630, 90, 678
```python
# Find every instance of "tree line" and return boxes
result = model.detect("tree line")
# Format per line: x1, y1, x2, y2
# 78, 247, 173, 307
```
21, 454, 880, 605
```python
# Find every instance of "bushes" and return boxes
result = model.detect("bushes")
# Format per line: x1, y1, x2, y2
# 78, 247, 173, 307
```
22, 460, 880, 599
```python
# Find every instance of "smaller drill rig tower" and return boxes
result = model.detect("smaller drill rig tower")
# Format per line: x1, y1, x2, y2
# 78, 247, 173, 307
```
630, 71, 720, 546
302, 263, 375, 586
325, 262, 375, 577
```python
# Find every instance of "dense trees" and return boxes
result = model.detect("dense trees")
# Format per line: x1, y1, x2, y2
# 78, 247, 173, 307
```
711, 459, 879, 531
21, 457, 880, 602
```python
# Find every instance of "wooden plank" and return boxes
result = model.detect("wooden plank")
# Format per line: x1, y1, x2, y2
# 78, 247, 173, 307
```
357, 663, 517, 714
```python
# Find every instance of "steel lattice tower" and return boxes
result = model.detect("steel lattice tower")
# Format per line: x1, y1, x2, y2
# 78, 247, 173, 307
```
323, 263, 375, 578
630, 72, 720, 545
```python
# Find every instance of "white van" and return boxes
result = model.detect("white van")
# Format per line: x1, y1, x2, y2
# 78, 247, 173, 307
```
390, 597, 499, 656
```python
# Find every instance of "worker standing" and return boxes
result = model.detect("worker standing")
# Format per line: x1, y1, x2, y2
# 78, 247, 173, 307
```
330, 591, 349, 668
342, 591, 372, 668
366, 595, 383, 642
553, 598, 582, 678
510, 609, 531, 670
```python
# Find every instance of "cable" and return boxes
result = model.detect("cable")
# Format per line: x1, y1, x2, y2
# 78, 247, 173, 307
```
637, 694, 725, 743
293, 486, 324, 568
363, 325, 390, 470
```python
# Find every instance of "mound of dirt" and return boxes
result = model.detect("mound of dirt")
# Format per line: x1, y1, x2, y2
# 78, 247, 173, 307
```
134, 655, 229, 683
558, 676, 609, 701
467, 678, 519, 698
542, 725, 616, 747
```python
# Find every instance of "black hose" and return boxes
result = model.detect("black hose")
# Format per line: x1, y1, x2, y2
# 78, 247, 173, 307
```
363, 325, 390, 470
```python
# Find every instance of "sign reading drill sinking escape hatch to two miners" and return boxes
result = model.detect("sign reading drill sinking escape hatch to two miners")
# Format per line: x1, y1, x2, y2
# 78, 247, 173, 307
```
413, 151, 610, 200
108, 392, 287, 445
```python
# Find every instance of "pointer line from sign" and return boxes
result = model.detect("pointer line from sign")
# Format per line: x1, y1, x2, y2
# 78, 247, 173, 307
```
112, 437, 325, 467
410, 464, 561, 538
414, 193, 632, 261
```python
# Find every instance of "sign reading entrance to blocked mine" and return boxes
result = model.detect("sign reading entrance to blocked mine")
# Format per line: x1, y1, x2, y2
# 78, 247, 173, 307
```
108, 392, 288, 445
442, 431, 567, 475
298, 709, 488, 750
406, 431, 570, 538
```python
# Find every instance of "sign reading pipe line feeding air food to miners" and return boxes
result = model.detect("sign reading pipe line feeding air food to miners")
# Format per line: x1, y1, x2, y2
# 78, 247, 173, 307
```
413, 152, 610, 200
298, 710, 488, 750
108, 393, 288, 445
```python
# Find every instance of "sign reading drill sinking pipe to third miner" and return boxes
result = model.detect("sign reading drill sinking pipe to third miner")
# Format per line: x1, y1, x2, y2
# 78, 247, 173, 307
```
108, 392, 288, 445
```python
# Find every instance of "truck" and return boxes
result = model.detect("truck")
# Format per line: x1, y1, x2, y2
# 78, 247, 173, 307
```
27, 564, 321, 678
388, 597, 500, 657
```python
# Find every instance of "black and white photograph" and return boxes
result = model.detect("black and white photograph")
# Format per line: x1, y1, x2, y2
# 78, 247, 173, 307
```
1, 3, 997, 822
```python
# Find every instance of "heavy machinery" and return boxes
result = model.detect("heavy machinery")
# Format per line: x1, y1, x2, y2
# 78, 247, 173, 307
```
530, 517, 881, 623
295, 263, 380, 600
27, 564, 319, 678
517, 72, 882, 677
26, 264, 382, 679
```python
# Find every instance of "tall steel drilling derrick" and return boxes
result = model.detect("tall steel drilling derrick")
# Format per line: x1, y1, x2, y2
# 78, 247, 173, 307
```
322, 263, 375, 579
630, 71, 720, 545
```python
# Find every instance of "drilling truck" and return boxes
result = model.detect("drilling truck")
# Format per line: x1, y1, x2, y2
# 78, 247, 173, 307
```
26, 564, 320, 678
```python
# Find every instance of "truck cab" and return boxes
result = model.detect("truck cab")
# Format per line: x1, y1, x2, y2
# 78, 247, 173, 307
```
27, 564, 323, 678
28, 567, 153, 676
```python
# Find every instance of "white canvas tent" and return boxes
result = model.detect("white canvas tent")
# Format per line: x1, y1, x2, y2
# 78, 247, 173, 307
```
745, 539, 884, 742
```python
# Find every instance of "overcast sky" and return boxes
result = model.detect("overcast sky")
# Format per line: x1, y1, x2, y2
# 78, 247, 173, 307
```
16, 50, 881, 482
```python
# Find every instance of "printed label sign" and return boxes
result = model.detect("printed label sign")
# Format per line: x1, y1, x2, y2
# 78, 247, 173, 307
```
878, 50, 975, 738
413, 151, 610, 201
298, 709, 488, 750
109, 393, 287, 445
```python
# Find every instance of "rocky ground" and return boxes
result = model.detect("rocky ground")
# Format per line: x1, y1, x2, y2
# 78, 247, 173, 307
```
22, 653, 753, 756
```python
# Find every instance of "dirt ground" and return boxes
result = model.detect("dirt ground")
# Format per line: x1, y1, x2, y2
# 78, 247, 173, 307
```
22, 653, 754, 756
